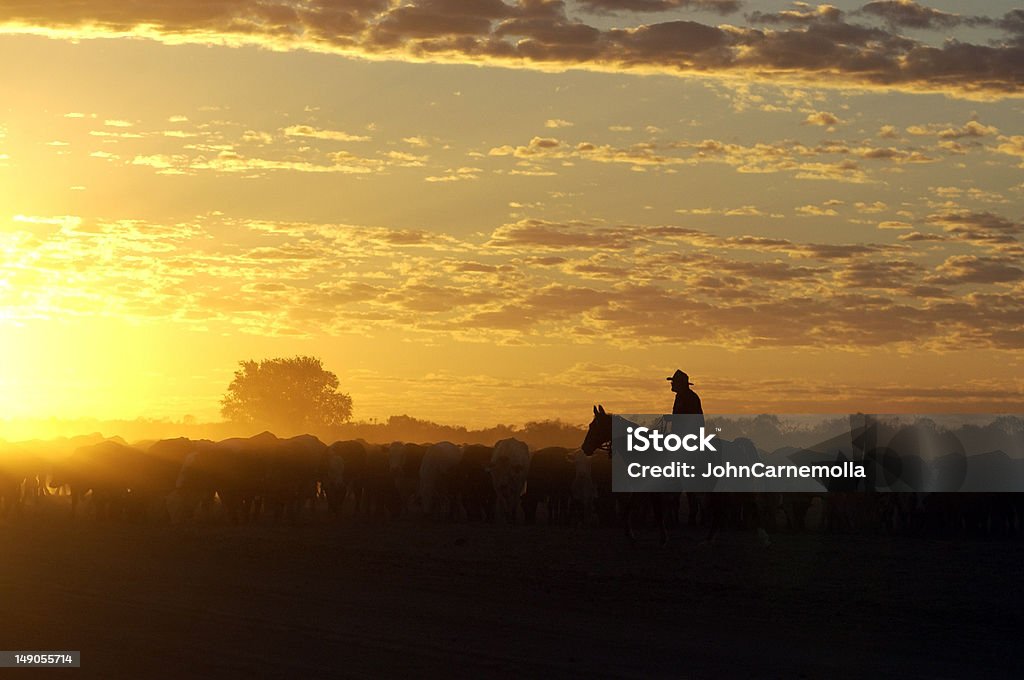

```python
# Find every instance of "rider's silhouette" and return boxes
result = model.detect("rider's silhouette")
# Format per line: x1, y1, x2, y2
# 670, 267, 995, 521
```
668, 369, 703, 426
668, 369, 707, 530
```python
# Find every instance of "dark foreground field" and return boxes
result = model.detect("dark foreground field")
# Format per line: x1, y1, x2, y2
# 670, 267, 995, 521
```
2, 515, 1023, 679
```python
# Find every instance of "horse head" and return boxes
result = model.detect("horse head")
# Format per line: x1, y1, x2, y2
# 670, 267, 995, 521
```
581, 404, 612, 456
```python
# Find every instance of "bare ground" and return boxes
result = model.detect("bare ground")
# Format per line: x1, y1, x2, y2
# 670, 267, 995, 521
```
1, 510, 1022, 679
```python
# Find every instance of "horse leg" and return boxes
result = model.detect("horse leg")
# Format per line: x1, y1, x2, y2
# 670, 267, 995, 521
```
655, 494, 668, 547
754, 493, 771, 547
686, 492, 700, 527
623, 494, 637, 545
705, 493, 721, 542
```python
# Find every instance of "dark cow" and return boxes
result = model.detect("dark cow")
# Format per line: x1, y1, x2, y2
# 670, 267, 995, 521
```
55, 440, 180, 520
453, 444, 495, 522
264, 435, 326, 523
522, 447, 575, 526
146, 437, 204, 488
323, 440, 367, 518
175, 433, 276, 523
418, 442, 461, 519
354, 443, 402, 519
0, 445, 33, 518
389, 442, 427, 516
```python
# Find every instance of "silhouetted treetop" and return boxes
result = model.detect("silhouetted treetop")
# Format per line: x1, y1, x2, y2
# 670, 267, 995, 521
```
220, 356, 352, 434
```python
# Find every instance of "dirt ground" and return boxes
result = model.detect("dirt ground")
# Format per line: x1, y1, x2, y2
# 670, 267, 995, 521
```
1, 509, 1022, 679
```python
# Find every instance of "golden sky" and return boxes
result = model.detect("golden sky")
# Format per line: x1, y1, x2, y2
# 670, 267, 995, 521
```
1, 0, 1023, 433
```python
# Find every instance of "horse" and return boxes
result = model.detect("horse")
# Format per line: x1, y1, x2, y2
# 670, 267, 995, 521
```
581, 405, 677, 546
582, 404, 773, 547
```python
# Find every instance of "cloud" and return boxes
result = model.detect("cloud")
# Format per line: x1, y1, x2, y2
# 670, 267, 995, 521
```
283, 125, 371, 142
487, 133, 945, 182
0, 2, 1021, 98
489, 136, 688, 168
118, 121, 442, 177
796, 204, 839, 216
484, 218, 905, 263
833, 259, 923, 289
929, 255, 1024, 285
855, 201, 888, 213
924, 210, 1023, 248
578, 0, 742, 15
748, 4, 845, 25
675, 205, 774, 217
854, 145, 936, 163
424, 166, 481, 182
803, 111, 842, 127
131, 150, 384, 175
859, 1, 971, 30
898, 231, 947, 243
486, 219, 645, 250
877, 124, 899, 139
906, 120, 999, 139
4, 210, 1023, 349
994, 135, 1024, 165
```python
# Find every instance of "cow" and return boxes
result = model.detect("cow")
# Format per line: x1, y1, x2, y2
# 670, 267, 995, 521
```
355, 443, 402, 519
522, 447, 574, 525
323, 440, 367, 519
263, 435, 326, 523
417, 442, 461, 519
389, 442, 427, 516
453, 444, 495, 522
137, 437, 211, 522
54, 440, 179, 520
490, 438, 530, 525
0, 445, 32, 518
175, 433, 275, 524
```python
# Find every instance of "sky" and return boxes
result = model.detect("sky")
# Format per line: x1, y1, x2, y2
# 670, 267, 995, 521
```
0, 0, 1022, 434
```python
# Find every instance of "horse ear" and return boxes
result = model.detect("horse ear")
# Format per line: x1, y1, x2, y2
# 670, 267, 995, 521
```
598, 404, 606, 415
593, 405, 598, 416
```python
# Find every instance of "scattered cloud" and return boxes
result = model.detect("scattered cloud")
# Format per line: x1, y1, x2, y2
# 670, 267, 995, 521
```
2, 210, 1022, 350
906, 120, 999, 139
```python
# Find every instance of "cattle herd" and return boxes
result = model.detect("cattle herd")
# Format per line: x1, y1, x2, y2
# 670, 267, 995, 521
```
0, 433, 613, 527
0, 431, 1022, 539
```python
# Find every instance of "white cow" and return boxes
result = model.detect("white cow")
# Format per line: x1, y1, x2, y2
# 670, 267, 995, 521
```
490, 438, 530, 524
387, 442, 406, 474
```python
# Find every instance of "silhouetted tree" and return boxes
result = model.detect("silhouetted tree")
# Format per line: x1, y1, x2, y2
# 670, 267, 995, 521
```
220, 356, 353, 434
